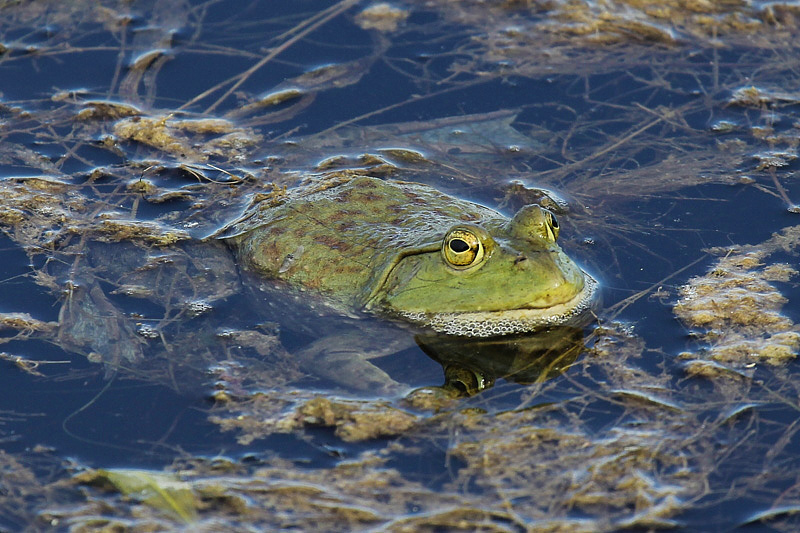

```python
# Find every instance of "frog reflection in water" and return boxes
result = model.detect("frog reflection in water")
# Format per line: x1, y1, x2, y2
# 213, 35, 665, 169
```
417, 327, 585, 396
58, 176, 597, 393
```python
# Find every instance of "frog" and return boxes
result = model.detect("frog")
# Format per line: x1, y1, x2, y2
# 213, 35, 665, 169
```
215, 175, 597, 392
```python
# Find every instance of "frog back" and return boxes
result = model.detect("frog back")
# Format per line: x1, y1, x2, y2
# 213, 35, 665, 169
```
225, 176, 500, 309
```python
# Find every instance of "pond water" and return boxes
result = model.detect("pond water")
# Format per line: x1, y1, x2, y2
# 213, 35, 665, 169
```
2, 0, 800, 530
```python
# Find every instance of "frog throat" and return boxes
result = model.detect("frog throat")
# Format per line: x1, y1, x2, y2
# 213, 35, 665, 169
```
395, 275, 598, 337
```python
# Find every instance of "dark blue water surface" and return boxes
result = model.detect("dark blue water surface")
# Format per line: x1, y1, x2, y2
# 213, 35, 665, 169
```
1, 1, 800, 530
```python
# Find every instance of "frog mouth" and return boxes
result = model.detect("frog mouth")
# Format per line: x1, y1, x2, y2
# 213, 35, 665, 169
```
398, 275, 598, 337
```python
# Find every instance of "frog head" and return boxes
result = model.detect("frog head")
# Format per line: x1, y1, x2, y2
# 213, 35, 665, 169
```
367, 204, 597, 336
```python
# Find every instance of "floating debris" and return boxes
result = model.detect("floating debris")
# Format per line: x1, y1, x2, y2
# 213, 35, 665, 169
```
356, 3, 409, 32
675, 226, 800, 370
73, 469, 199, 523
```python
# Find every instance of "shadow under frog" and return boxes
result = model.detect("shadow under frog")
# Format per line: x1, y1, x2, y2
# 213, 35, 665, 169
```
51, 176, 598, 394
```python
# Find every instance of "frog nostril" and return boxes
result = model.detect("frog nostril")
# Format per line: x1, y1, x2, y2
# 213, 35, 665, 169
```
513, 254, 527, 265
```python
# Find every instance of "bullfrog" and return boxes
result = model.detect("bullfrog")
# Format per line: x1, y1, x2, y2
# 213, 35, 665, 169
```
216, 175, 597, 391
225, 176, 595, 335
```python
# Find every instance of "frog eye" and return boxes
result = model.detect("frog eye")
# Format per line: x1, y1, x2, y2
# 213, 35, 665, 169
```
544, 210, 560, 242
442, 228, 485, 269
507, 204, 561, 243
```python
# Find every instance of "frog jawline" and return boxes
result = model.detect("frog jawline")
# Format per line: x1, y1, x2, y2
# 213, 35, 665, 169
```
397, 275, 598, 337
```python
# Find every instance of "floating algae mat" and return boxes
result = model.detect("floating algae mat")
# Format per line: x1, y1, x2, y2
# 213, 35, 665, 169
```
2, 0, 800, 530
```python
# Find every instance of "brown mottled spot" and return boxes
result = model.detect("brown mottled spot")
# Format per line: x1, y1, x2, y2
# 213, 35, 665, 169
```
329, 209, 364, 222
314, 235, 353, 251
333, 262, 363, 276
328, 210, 348, 222
268, 225, 288, 236
304, 276, 322, 289
460, 213, 480, 221
256, 242, 283, 273
359, 192, 383, 202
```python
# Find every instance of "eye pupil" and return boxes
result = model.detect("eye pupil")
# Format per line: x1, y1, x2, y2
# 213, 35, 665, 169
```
449, 238, 470, 253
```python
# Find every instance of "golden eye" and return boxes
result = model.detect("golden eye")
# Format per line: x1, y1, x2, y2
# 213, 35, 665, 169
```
544, 209, 560, 242
443, 228, 484, 269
